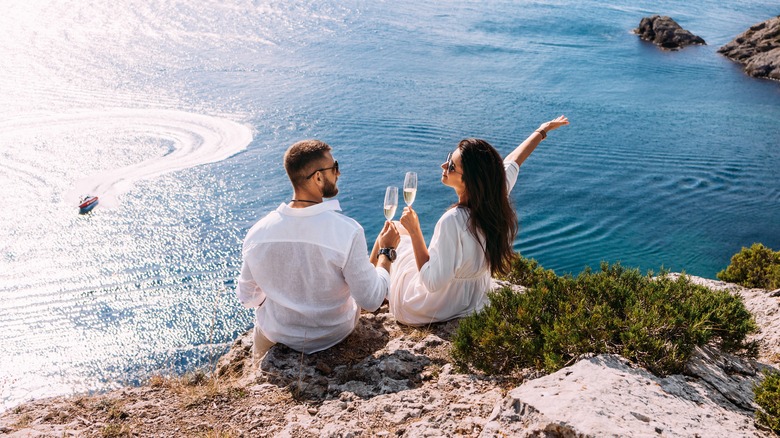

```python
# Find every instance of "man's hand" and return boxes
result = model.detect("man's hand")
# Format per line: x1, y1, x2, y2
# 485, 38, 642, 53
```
378, 220, 400, 249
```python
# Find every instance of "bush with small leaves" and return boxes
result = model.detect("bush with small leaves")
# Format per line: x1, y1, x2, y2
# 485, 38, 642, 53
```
500, 256, 558, 287
452, 258, 758, 376
754, 369, 780, 433
717, 243, 780, 290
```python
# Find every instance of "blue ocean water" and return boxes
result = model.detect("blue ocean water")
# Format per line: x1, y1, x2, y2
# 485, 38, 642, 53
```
0, 1, 778, 410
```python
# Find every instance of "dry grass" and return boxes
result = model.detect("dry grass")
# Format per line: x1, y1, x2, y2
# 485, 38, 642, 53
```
399, 325, 437, 342
148, 374, 169, 388
12, 412, 33, 428
143, 370, 249, 409
200, 427, 241, 438
101, 423, 134, 438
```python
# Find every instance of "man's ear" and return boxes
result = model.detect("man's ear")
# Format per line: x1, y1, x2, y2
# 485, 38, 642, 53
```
311, 171, 326, 191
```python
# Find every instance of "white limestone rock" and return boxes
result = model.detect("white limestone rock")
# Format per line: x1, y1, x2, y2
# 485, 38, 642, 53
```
482, 353, 774, 437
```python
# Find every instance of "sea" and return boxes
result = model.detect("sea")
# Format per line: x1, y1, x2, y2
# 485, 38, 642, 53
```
1, 0, 778, 412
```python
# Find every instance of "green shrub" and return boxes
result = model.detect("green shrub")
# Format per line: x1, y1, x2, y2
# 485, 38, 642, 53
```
755, 369, 780, 433
452, 259, 758, 376
501, 256, 559, 287
717, 243, 780, 290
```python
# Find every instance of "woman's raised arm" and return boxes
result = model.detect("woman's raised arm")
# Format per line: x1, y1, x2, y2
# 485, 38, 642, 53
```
505, 115, 569, 167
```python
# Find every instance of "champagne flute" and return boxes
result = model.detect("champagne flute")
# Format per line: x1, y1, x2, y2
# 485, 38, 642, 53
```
403, 171, 417, 206
384, 186, 398, 221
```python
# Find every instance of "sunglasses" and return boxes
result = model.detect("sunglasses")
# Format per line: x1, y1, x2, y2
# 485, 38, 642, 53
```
306, 160, 339, 179
446, 152, 460, 174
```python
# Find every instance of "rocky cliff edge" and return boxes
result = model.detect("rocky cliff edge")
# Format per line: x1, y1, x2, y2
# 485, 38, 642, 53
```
1, 275, 778, 437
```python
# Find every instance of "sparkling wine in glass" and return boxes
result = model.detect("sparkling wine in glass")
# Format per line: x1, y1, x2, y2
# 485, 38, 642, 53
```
403, 171, 417, 206
384, 186, 398, 221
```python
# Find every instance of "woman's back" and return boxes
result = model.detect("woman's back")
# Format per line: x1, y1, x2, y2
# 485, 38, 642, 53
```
388, 208, 491, 326
388, 160, 519, 326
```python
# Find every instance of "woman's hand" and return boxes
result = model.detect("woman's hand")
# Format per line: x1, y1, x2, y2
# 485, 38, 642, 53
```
538, 115, 569, 133
399, 206, 422, 238
507, 114, 569, 167
400, 206, 431, 270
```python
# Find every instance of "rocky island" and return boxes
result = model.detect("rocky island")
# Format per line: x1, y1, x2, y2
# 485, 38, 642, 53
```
719, 16, 780, 81
634, 16, 706, 50
1, 274, 778, 437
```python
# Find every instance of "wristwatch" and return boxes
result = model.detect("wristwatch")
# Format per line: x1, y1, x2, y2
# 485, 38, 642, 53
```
378, 247, 397, 262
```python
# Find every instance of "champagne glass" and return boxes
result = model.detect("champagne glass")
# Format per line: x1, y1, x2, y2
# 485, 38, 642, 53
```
384, 186, 398, 221
403, 171, 417, 206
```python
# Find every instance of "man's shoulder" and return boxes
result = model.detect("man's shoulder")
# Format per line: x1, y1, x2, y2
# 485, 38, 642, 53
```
323, 209, 364, 232
249, 209, 284, 230
243, 209, 283, 242
242, 206, 364, 250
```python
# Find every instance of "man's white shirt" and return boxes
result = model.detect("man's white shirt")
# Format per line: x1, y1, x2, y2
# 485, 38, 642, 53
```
237, 200, 390, 353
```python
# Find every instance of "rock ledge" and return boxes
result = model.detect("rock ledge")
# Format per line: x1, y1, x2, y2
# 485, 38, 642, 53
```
1, 275, 778, 437
719, 16, 780, 81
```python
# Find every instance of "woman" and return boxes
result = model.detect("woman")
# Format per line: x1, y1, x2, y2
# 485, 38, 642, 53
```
383, 116, 569, 326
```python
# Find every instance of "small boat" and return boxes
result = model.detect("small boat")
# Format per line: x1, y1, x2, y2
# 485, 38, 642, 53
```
78, 196, 99, 214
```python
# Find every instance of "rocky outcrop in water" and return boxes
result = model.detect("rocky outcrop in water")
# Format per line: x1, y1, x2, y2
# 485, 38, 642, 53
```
634, 15, 706, 50
1, 276, 779, 436
719, 16, 780, 81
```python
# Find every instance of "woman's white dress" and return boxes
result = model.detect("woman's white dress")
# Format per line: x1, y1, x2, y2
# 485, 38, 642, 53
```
388, 160, 519, 326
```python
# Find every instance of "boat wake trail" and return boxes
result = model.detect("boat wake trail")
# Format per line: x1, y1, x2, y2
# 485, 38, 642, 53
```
0, 108, 253, 208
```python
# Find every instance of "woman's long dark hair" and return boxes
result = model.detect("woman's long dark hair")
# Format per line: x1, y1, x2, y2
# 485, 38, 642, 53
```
457, 138, 518, 276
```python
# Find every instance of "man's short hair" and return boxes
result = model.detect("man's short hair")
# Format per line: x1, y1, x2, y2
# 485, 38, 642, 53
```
284, 140, 332, 187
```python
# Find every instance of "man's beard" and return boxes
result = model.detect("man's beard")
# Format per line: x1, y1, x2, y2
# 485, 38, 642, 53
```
322, 178, 339, 198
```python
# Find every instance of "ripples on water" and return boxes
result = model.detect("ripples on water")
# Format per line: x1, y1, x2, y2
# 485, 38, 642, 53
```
1, 0, 779, 411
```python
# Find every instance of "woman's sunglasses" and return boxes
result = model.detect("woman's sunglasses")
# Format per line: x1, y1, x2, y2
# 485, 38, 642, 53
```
446, 152, 459, 174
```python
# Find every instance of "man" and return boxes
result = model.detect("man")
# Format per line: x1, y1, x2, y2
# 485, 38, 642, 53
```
237, 139, 400, 362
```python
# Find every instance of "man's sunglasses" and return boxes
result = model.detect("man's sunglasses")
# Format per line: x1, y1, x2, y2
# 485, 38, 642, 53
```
306, 160, 339, 179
